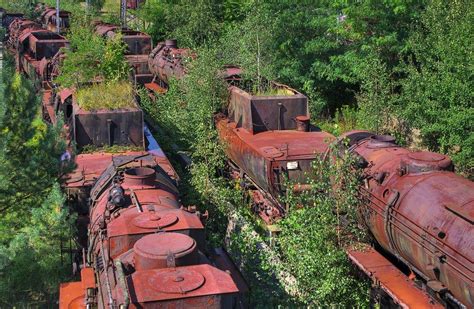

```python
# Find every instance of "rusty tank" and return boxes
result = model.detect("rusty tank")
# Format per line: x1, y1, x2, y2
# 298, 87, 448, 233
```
59, 153, 247, 308
341, 131, 473, 308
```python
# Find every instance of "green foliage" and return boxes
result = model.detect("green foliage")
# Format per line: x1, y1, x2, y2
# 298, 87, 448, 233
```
56, 15, 130, 88
0, 60, 66, 218
278, 150, 368, 306
0, 57, 73, 304
0, 0, 36, 17
134, 0, 251, 45
319, 105, 359, 136
76, 81, 135, 111
0, 184, 75, 305
101, 33, 130, 81
397, 0, 474, 175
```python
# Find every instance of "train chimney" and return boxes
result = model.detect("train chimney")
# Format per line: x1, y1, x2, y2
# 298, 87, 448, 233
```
165, 39, 177, 48
123, 167, 156, 187
295, 115, 310, 132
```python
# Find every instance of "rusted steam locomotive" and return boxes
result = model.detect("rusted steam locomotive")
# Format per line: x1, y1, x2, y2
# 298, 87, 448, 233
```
2, 8, 473, 307
340, 131, 473, 308
60, 152, 247, 308
2, 11, 247, 308
35, 3, 71, 33
146, 39, 473, 308
146, 40, 335, 226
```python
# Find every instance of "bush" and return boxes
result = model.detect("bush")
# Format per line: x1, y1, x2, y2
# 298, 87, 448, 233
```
56, 15, 129, 88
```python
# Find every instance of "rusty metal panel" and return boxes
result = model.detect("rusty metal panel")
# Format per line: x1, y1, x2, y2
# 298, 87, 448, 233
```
72, 102, 144, 149
28, 31, 68, 60
348, 247, 443, 309
128, 264, 239, 304
228, 82, 308, 133
121, 30, 152, 55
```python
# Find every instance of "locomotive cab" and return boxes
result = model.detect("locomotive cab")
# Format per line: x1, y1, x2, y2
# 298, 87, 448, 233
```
216, 81, 335, 224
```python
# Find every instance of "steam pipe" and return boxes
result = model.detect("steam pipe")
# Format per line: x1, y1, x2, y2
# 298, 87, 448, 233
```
115, 260, 130, 309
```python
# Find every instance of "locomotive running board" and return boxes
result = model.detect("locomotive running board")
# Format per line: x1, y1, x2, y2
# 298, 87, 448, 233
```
348, 247, 443, 309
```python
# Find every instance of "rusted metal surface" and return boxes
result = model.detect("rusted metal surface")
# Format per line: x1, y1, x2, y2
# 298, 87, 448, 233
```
36, 4, 70, 33
59, 267, 95, 309
60, 152, 244, 308
7, 19, 68, 84
348, 246, 443, 308
127, 0, 146, 9
215, 85, 334, 223
72, 101, 144, 149
343, 131, 474, 308
148, 39, 194, 85
7, 18, 42, 50
127, 264, 238, 306
93, 22, 152, 55
227, 82, 309, 133
54, 90, 145, 149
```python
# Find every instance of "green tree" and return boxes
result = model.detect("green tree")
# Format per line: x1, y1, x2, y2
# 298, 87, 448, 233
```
0, 184, 74, 305
397, 0, 473, 175
0, 61, 65, 220
0, 58, 73, 304
56, 15, 130, 88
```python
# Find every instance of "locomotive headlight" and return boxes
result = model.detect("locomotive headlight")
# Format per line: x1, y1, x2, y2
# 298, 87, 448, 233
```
287, 161, 299, 170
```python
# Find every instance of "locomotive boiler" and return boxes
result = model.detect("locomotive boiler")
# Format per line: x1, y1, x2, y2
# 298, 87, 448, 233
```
60, 153, 246, 308
147, 39, 192, 86
341, 131, 473, 308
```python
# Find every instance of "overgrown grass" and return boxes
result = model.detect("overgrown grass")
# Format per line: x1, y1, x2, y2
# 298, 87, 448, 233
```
76, 81, 136, 111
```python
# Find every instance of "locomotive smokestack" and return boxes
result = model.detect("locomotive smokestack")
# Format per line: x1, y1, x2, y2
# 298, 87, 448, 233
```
295, 115, 310, 132
123, 167, 156, 187
165, 39, 177, 48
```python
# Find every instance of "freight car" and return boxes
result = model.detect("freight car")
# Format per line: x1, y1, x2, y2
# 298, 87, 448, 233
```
59, 152, 247, 308
340, 131, 473, 308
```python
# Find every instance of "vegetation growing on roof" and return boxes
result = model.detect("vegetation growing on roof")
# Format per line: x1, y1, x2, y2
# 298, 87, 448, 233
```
76, 81, 135, 111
